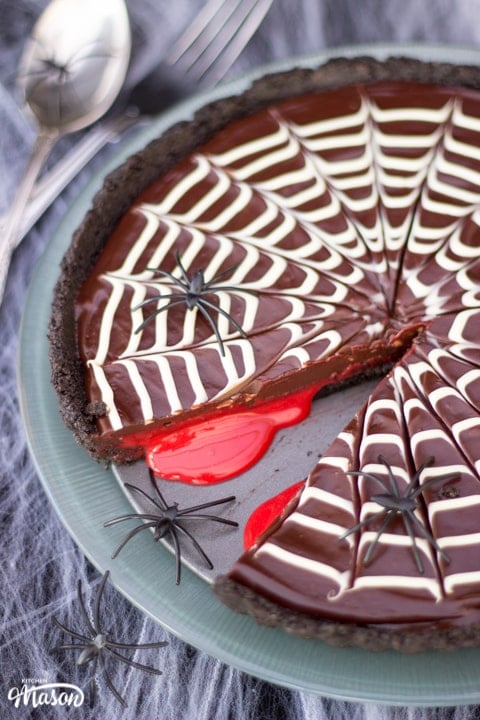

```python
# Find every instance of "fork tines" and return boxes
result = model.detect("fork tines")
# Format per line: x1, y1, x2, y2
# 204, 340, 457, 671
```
166, 0, 274, 86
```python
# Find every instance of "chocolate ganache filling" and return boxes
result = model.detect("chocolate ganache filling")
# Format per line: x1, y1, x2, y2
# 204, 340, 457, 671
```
74, 79, 471, 451
51, 57, 480, 650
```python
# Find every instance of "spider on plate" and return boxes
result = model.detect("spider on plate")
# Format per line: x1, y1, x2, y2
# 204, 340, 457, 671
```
133, 252, 257, 356
51, 570, 167, 707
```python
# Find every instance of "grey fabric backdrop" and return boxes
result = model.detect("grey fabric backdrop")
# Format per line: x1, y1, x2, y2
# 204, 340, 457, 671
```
2, 0, 480, 718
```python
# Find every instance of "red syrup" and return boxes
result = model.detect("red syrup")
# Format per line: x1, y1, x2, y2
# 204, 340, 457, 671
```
119, 356, 383, 485
144, 387, 320, 485
243, 481, 304, 550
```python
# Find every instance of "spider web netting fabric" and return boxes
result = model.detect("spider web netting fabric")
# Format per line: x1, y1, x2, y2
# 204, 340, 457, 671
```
2, 0, 480, 718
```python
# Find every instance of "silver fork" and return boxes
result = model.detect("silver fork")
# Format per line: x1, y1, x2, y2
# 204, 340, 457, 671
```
3, 0, 273, 244
167, 0, 274, 86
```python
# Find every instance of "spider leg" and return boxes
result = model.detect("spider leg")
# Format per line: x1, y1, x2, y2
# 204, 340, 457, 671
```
200, 297, 248, 337
76, 580, 96, 637
404, 456, 434, 495
148, 475, 171, 511
88, 666, 98, 710
177, 495, 236, 514
195, 302, 226, 355
347, 470, 390, 494
378, 455, 402, 497
104, 513, 166, 527
339, 509, 387, 540
124, 482, 166, 513
408, 512, 451, 563
17, 65, 54, 82
145, 266, 189, 290
180, 514, 238, 527
23, 72, 53, 98
65, 42, 113, 69
168, 528, 183, 585
363, 511, 396, 565
207, 261, 242, 285
107, 639, 168, 651
402, 512, 425, 574
77, 645, 101, 666
50, 642, 89, 654
44, 76, 63, 126
410, 470, 460, 498
174, 253, 192, 286
134, 299, 186, 334
98, 655, 127, 708
106, 647, 163, 676
93, 572, 110, 633
174, 522, 214, 570
133, 293, 187, 310
52, 616, 92, 644
58, 75, 89, 123
110, 522, 159, 558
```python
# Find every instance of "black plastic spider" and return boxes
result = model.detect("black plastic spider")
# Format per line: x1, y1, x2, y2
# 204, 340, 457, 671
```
51, 571, 167, 708
20, 37, 114, 125
134, 252, 257, 355
104, 471, 238, 584
23, 35, 113, 84
341, 455, 459, 573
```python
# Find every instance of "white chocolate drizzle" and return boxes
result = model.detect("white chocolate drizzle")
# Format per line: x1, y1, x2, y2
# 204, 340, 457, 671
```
78, 81, 480, 622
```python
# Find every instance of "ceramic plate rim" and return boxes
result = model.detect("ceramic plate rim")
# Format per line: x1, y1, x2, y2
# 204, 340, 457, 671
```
17, 43, 480, 706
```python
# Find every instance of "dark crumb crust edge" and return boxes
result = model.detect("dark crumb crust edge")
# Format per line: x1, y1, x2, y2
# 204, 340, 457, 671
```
213, 575, 480, 653
49, 55, 480, 650
49, 54, 480, 465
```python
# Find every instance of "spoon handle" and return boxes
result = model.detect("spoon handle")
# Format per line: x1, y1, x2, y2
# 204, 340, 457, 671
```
0, 112, 142, 246
0, 131, 57, 304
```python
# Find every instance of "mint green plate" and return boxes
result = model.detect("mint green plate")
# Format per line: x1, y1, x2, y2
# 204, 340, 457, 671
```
18, 45, 480, 706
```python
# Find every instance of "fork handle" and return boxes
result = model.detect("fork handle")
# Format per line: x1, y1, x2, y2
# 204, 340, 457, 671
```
0, 112, 142, 250
0, 130, 58, 304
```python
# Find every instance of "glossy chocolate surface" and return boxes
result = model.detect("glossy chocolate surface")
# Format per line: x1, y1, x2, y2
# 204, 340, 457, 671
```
72, 70, 480, 642
75, 81, 477, 439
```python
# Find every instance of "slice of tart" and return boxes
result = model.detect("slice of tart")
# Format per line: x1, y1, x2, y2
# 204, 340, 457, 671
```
49, 56, 480, 649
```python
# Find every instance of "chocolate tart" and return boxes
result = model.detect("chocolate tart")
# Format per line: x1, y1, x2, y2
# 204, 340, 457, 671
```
49, 56, 480, 651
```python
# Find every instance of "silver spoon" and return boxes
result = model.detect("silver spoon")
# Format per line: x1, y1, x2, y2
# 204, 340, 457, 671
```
0, 0, 131, 302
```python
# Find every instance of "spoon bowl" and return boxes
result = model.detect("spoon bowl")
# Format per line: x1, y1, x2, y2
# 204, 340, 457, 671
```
18, 0, 131, 133
0, 0, 131, 302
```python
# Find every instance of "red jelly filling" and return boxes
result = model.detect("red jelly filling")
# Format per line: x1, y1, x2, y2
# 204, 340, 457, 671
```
243, 481, 304, 550
144, 387, 318, 484
116, 354, 396, 485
